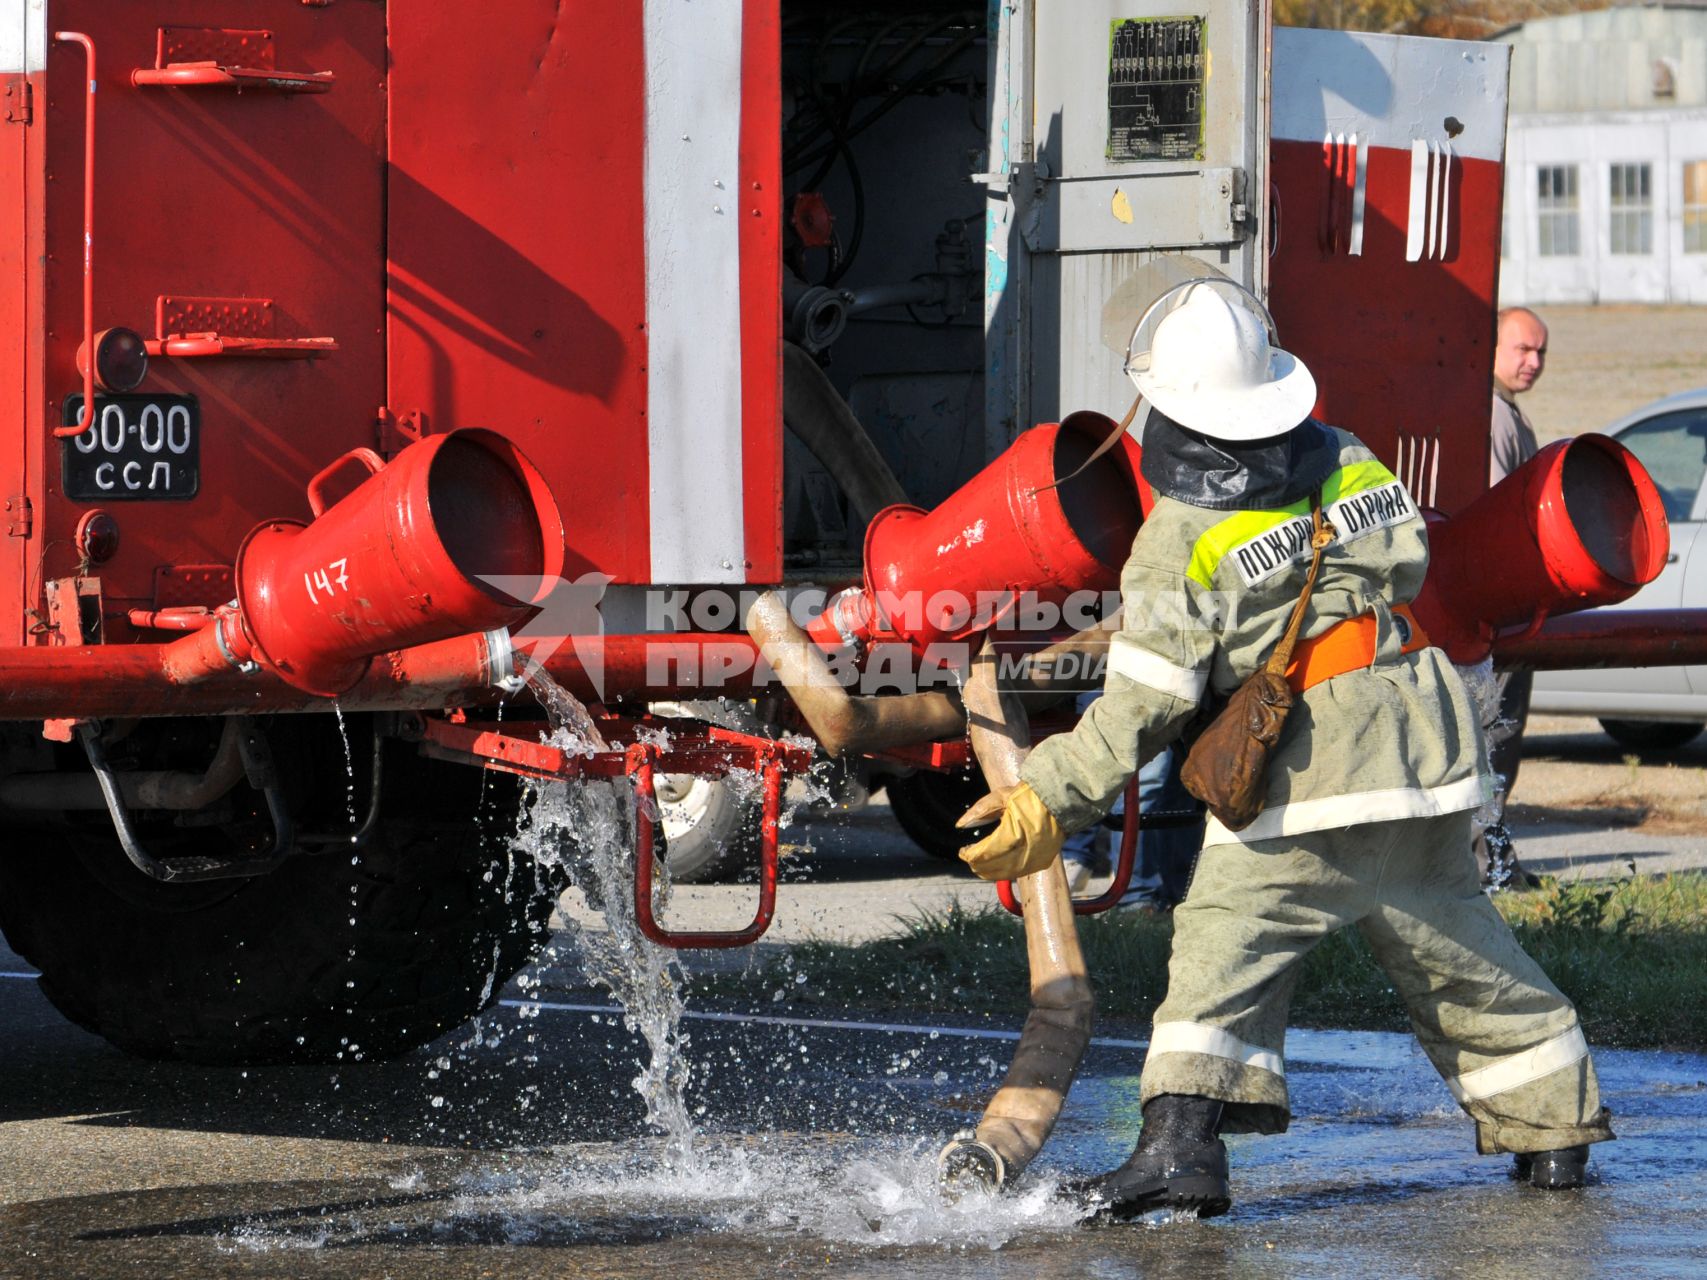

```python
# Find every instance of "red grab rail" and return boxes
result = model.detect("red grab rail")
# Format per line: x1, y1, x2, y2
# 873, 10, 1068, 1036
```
417, 717, 811, 949
53, 31, 97, 440
996, 774, 1141, 917
144, 334, 338, 359
131, 63, 334, 93
629, 743, 786, 949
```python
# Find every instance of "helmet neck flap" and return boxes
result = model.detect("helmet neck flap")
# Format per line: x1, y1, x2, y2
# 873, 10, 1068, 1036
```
1138, 411, 1340, 513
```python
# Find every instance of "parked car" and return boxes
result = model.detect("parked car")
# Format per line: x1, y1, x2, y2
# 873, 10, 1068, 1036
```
1530, 389, 1707, 750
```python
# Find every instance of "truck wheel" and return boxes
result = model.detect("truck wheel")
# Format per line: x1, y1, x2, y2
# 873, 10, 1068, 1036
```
0, 748, 556, 1066
1597, 718, 1706, 752
884, 768, 995, 863
655, 773, 760, 883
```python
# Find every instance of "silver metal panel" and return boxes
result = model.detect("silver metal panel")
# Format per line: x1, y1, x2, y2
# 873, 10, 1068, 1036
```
1028, 168, 1237, 253
986, 1, 1265, 448
1035, 0, 1249, 180
1030, 247, 1243, 427
1027, 0, 1260, 253
984, 0, 1035, 455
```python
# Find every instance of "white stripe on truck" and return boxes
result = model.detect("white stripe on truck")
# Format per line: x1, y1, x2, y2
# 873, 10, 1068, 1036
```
644, 0, 748, 584
0, 0, 47, 75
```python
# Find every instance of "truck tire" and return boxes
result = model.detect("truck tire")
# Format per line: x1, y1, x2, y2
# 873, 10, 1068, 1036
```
884, 768, 995, 863
1597, 718, 1706, 752
0, 734, 557, 1066
656, 773, 760, 883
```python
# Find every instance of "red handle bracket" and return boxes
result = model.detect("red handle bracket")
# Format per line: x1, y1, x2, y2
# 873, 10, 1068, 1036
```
145, 334, 338, 360
631, 743, 782, 949
53, 31, 97, 440
131, 63, 334, 93
306, 448, 385, 517
997, 774, 1140, 916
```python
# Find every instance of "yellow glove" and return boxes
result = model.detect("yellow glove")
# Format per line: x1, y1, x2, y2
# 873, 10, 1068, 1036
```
958, 782, 1067, 882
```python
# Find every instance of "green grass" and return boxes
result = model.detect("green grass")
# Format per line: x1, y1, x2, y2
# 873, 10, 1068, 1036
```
698, 874, 1707, 1051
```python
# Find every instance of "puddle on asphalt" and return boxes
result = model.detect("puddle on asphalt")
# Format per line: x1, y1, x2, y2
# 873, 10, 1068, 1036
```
67, 1026, 1689, 1270
7, 1016, 1704, 1276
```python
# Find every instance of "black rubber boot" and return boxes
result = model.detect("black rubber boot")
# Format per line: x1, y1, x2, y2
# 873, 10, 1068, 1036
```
1080, 1094, 1231, 1220
1512, 1145, 1590, 1190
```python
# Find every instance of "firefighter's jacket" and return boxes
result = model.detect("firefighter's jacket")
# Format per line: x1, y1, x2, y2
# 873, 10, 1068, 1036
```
1022, 423, 1490, 846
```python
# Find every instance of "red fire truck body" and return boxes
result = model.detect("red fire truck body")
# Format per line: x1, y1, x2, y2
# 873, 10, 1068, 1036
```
2, 0, 785, 647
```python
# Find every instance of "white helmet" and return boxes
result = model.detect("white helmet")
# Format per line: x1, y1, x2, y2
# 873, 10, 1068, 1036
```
1128, 284, 1317, 441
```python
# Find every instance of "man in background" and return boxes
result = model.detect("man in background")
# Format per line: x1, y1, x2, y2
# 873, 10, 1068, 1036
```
1491, 307, 1545, 482
1481, 306, 1548, 888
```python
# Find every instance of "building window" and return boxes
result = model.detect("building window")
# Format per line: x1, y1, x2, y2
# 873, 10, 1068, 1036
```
1685, 161, 1707, 254
1609, 162, 1653, 255
1536, 165, 1579, 256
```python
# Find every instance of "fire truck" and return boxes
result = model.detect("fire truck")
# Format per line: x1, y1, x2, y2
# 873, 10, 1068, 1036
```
0, 0, 1685, 1067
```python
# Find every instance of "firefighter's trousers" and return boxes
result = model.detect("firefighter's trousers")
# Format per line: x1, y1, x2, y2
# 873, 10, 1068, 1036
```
1140, 811, 1615, 1155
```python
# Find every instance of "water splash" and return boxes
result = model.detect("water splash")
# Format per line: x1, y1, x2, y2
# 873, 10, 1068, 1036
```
524, 669, 609, 752
1480, 819, 1520, 892
780, 1145, 1086, 1246
386, 1140, 1086, 1252
514, 672, 695, 1160
418, 673, 1075, 1239
327, 699, 364, 1056
331, 700, 357, 829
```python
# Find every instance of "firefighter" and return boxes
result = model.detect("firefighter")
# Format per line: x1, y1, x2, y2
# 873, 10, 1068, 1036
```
960, 285, 1614, 1218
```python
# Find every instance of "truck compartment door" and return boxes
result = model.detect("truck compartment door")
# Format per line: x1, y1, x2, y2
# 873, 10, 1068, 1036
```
1269, 28, 1511, 518
385, 0, 783, 587
986, 0, 1269, 443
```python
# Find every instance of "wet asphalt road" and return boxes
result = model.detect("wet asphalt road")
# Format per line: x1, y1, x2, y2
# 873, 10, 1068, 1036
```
4, 924, 1706, 1280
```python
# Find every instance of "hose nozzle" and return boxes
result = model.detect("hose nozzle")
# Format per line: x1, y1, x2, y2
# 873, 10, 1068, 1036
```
936, 1132, 1008, 1199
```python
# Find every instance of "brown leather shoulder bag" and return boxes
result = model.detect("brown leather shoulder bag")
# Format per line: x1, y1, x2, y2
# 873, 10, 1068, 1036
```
1180, 491, 1337, 831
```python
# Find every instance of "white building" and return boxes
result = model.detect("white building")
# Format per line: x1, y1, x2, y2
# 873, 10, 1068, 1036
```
1496, 2, 1707, 303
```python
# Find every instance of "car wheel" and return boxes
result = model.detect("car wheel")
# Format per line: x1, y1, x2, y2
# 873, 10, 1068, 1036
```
1597, 718, 1706, 752
654, 773, 760, 883
0, 741, 556, 1066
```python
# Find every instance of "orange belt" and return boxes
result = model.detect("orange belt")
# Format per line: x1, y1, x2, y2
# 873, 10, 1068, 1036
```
1285, 604, 1430, 694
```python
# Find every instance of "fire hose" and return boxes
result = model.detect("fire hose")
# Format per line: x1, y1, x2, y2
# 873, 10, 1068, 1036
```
743, 591, 965, 756
741, 589, 1096, 1192
935, 637, 1093, 1194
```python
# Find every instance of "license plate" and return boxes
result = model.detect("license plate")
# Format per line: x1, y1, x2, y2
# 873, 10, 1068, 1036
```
61, 394, 201, 501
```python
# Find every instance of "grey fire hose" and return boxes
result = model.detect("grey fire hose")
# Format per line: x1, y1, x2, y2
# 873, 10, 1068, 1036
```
782, 342, 908, 530
937, 637, 1094, 1195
